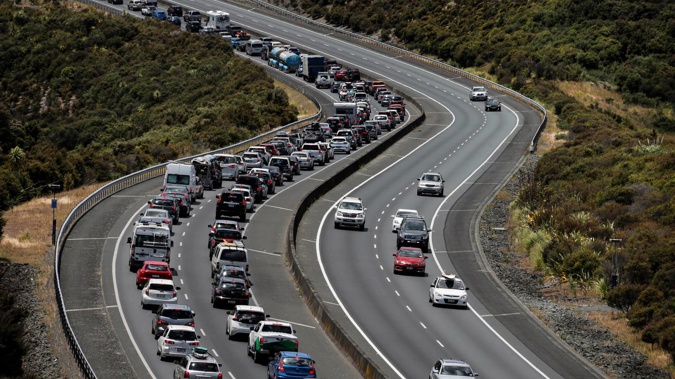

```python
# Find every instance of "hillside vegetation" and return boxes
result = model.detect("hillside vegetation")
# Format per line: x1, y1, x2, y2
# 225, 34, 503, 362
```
0, 1, 298, 216
285, 0, 675, 363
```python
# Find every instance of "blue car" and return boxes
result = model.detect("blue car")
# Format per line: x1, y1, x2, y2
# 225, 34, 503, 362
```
267, 351, 316, 379
152, 9, 167, 20
167, 16, 181, 26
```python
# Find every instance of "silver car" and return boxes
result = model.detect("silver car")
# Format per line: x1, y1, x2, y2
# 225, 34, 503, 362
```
138, 209, 173, 234
429, 358, 478, 378
214, 154, 243, 180
173, 347, 222, 379
331, 137, 351, 154
291, 152, 314, 170
242, 152, 265, 169
417, 172, 445, 197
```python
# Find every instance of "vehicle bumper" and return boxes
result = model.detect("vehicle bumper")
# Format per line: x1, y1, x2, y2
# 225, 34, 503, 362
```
221, 171, 238, 179
398, 239, 429, 250
229, 322, 256, 336
432, 296, 468, 307
142, 296, 178, 307
214, 296, 249, 306
334, 147, 350, 153
394, 265, 426, 274
298, 162, 312, 169
335, 216, 365, 226
417, 187, 442, 195
160, 345, 193, 358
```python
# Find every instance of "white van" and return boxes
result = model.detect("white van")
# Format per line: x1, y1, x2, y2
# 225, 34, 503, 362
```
127, 222, 173, 271
164, 163, 203, 201
245, 40, 264, 56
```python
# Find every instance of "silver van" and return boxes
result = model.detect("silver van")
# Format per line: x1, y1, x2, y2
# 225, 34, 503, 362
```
245, 40, 264, 56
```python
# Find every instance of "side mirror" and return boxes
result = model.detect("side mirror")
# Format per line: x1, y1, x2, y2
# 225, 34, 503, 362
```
208, 225, 212, 228
197, 335, 202, 339
428, 229, 432, 233
392, 254, 396, 257
293, 329, 297, 334
430, 284, 434, 287
126, 237, 132, 244
175, 286, 181, 290
466, 287, 470, 291
139, 213, 144, 216
242, 236, 248, 240
266, 314, 270, 317
191, 311, 196, 317
240, 227, 245, 231
219, 364, 223, 367
442, 180, 446, 183
170, 241, 174, 247
147, 200, 152, 204
432, 368, 439, 373
424, 256, 428, 259
364, 208, 368, 211
390, 215, 394, 218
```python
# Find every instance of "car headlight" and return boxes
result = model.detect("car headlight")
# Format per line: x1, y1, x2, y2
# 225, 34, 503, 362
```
422, 235, 428, 240
336, 211, 343, 217
460, 294, 468, 301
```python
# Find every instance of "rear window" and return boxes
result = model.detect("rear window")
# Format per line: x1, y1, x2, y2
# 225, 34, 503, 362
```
220, 250, 247, 262
236, 311, 265, 324
149, 283, 174, 291
166, 174, 190, 185
161, 309, 192, 319
221, 193, 243, 202
270, 159, 288, 166
167, 330, 197, 341
282, 357, 311, 366
219, 282, 246, 290
214, 229, 242, 240
237, 176, 259, 186
152, 199, 174, 207
145, 264, 168, 271
189, 362, 218, 372
303, 145, 319, 150
261, 324, 293, 334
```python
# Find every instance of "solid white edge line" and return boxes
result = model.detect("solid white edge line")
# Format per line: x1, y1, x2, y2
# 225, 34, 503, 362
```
113, 204, 158, 379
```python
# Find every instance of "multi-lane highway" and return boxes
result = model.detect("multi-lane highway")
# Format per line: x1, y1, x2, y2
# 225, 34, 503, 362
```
59, 0, 607, 378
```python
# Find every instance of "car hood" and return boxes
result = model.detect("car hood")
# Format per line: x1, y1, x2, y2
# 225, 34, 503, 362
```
400, 230, 427, 237
395, 256, 424, 264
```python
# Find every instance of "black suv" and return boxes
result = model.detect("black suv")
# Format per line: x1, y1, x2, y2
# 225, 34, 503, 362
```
352, 125, 371, 144
237, 175, 265, 203
211, 277, 250, 308
396, 216, 431, 253
215, 191, 247, 221
148, 196, 180, 224
167, 5, 183, 16
485, 98, 502, 112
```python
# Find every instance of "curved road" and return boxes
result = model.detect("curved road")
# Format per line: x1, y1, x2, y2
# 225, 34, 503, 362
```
61, 0, 605, 378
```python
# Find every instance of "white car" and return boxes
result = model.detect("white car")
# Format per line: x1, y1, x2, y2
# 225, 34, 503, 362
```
334, 197, 366, 230
141, 279, 178, 309
429, 274, 469, 308
391, 209, 419, 232
429, 359, 479, 378
247, 168, 270, 176
417, 172, 445, 197
470, 85, 488, 101
230, 188, 255, 213
331, 137, 351, 154
373, 114, 392, 131
156, 325, 200, 360
226, 305, 269, 339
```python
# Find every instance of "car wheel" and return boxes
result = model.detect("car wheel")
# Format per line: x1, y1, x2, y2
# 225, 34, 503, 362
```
136, 281, 142, 290
247, 343, 253, 357
141, 301, 147, 310
253, 349, 261, 364
151, 325, 155, 335
240, 213, 246, 222
439, 190, 444, 197
334, 222, 339, 229
157, 348, 161, 356
359, 224, 365, 231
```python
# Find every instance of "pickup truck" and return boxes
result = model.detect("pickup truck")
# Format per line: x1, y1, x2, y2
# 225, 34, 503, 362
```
470, 86, 488, 101
183, 10, 201, 23
247, 321, 298, 363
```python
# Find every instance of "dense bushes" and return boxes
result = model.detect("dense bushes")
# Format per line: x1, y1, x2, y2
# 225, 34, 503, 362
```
0, 2, 298, 217
295, 0, 675, 104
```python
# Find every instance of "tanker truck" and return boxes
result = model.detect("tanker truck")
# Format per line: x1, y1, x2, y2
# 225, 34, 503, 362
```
267, 47, 287, 69
277, 51, 301, 73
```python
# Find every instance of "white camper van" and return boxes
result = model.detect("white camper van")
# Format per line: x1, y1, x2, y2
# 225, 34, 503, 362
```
127, 222, 173, 271
205, 10, 230, 31
163, 163, 203, 201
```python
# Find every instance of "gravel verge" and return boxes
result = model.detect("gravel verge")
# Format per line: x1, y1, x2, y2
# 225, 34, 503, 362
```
479, 155, 670, 379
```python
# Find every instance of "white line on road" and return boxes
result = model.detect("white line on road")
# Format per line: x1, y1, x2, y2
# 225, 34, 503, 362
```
200, 328, 206, 336
228, 372, 235, 379
264, 205, 294, 212
420, 322, 427, 329
437, 340, 444, 347
406, 306, 412, 312
212, 349, 219, 357
184, 294, 188, 300
395, 291, 400, 297
386, 277, 391, 283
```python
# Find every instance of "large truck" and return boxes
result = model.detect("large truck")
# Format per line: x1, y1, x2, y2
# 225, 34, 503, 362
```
127, 222, 173, 271
333, 102, 359, 126
267, 47, 287, 69
205, 10, 230, 31
277, 51, 301, 73
301, 55, 325, 82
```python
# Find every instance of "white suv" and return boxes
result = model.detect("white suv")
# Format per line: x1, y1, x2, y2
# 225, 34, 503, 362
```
334, 197, 367, 230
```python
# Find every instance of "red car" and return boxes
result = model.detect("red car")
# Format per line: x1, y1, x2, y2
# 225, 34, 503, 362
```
392, 247, 427, 275
136, 261, 172, 288
334, 69, 348, 81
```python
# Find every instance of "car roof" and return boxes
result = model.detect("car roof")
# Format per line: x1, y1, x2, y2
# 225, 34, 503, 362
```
234, 305, 265, 312
341, 196, 362, 203
166, 325, 196, 331
147, 278, 174, 285
440, 358, 470, 367
159, 304, 191, 310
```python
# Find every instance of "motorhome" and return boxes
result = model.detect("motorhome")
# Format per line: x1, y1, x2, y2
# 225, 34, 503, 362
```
205, 10, 230, 31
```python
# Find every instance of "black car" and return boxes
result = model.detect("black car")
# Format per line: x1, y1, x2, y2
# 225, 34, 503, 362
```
331, 81, 340, 93
352, 125, 370, 144
211, 277, 250, 308
148, 196, 180, 224
253, 172, 275, 194
485, 98, 502, 111
347, 68, 361, 81
167, 5, 183, 16
162, 192, 191, 217
215, 191, 247, 221
262, 165, 284, 186
325, 117, 345, 133
269, 157, 294, 181
287, 155, 301, 175
236, 175, 265, 203
186, 20, 201, 33
396, 216, 430, 253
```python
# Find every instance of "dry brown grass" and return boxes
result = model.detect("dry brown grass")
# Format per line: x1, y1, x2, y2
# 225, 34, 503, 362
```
274, 80, 319, 120
586, 311, 675, 378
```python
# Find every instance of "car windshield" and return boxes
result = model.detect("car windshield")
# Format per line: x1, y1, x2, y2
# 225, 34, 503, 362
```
152, 199, 174, 207
220, 282, 245, 290
167, 330, 197, 341
221, 193, 242, 202
243, 153, 259, 159
214, 222, 237, 230
145, 210, 167, 217
189, 362, 219, 372
422, 174, 441, 182
161, 309, 192, 319
396, 211, 416, 218
220, 250, 246, 262
292, 153, 308, 158
441, 366, 472, 376
339, 202, 362, 211
398, 249, 422, 258
261, 324, 293, 334
437, 279, 465, 290
282, 357, 312, 366
216, 156, 237, 164
270, 159, 287, 166
403, 220, 426, 231
145, 264, 168, 271
136, 233, 169, 246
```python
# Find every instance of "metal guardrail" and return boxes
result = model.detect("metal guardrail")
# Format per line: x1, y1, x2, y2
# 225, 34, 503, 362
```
231, 0, 547, 152
54, 59, 322, 378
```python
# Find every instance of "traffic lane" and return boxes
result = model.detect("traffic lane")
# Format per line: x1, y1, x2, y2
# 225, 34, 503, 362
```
63, 178, 164, 379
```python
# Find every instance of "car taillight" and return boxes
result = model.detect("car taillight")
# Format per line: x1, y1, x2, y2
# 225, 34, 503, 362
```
186, 322, 194, 326
189, 341, 199, 346
232, 315, 238, 321
215, 289, 221, 295
183, 371, 190, 378
309, 364, 316, 375
268, 180, 272, 185
217, 373, 222, 379
294, 339, 299, 350
245, 291, 250, 297
259, 337, 264, 344
163, 220, 170, 224
217, 198, 221, 204
172, 290, 176, 297
149, 204, 154, 208
165, 339, 175, 345
145, 288, 149, 295
256, 187, 260, 192
241, 199, 246, 206
278, 359, 285, 372
229, 164, 236, 168
172, 206, 177, 210
139, 269, 145, 276
157, 319, 168, 325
